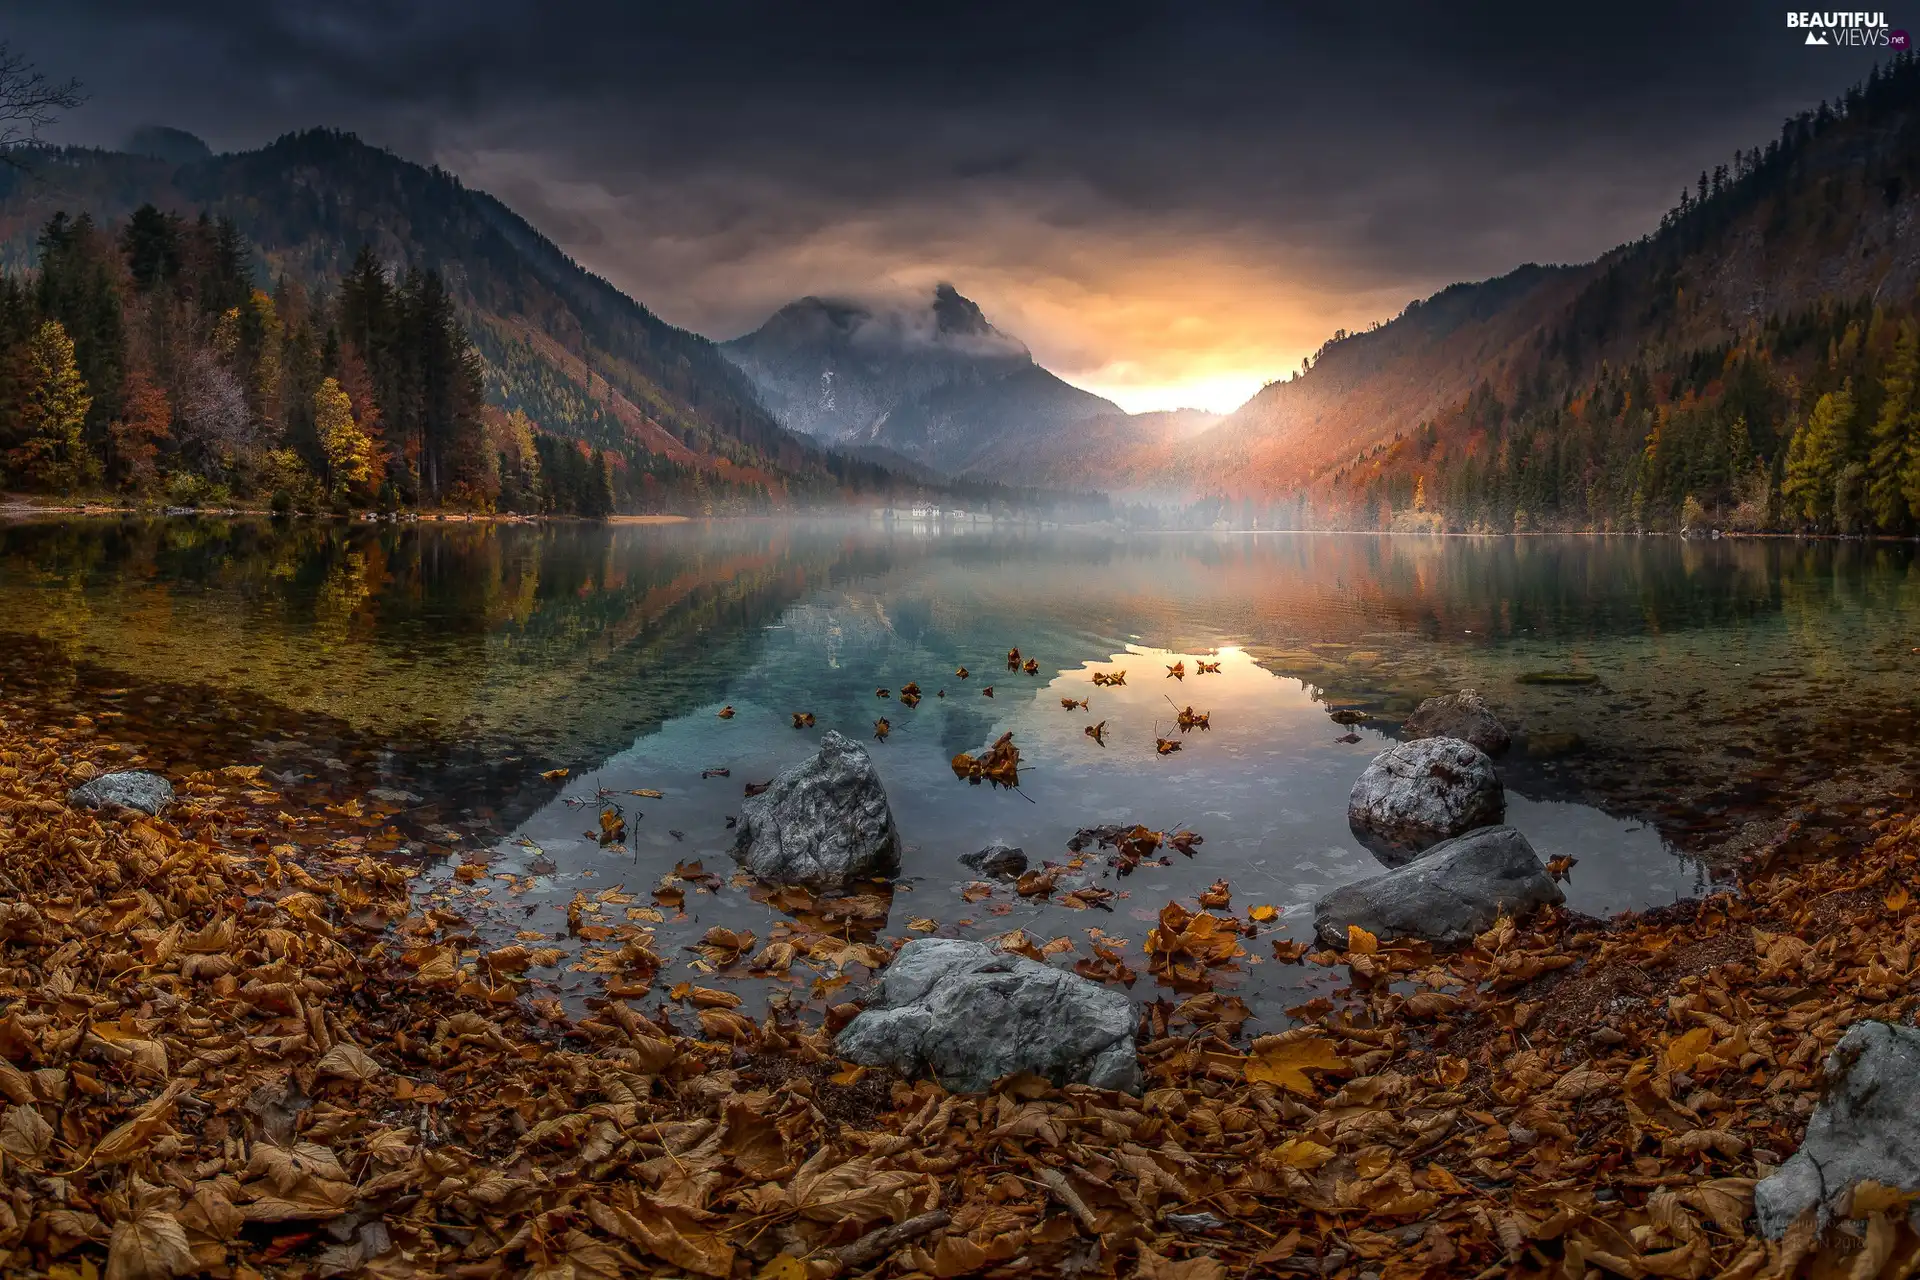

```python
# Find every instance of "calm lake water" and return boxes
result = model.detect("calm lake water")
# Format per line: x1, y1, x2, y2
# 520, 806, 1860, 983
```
3, 517, 1916, 1026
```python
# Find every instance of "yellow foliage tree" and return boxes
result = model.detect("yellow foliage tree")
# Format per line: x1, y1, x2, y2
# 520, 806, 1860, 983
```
314, 376, 373, 498
6, 320, 98, 493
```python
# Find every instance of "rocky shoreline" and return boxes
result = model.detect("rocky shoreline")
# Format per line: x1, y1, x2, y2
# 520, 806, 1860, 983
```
0, 675, 1916, 1277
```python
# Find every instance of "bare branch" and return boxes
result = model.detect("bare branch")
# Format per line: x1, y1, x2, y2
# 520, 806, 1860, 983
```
0, 40, 86, 170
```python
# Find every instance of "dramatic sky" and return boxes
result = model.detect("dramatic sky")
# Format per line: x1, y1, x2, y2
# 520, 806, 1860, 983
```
8, 1, 1894, 412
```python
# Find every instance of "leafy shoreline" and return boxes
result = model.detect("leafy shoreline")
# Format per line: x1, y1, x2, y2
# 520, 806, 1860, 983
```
3, 679, 1917, 1276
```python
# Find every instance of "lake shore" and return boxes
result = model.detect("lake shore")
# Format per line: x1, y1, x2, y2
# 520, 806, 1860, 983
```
0, 655, 1904, 1277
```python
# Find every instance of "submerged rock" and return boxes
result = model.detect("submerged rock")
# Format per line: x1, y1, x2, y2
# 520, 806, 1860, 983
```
731, 730, 900, 889
837, 938, 1140, 1094
959, 842, 1028, 879
1755, 1021, 1920, 1238
1313, 824, 1562, 946
1347, 737, 1505, 863
68, 771, 174, 816
1402, 689, 1510, 756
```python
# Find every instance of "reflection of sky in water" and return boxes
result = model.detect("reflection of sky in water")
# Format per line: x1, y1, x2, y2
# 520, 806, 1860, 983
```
476, 587, 1702, 1026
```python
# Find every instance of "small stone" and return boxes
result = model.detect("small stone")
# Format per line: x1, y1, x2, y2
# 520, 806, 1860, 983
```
837, 938, 1139, 1094
959, 842, 1027, 879
1314, 825, 1563, 947
68, 770, 174, 816
1347, 737, 1505, 863
1401, 689, 1511, 755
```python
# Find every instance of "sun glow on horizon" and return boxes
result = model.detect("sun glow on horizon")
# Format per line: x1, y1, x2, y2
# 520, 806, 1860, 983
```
1068, 370, 1280, 416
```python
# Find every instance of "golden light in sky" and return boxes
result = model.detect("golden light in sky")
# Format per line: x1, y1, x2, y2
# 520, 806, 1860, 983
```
450, 143, 1429, 418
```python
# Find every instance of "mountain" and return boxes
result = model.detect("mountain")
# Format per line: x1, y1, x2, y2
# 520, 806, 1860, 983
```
720, 284, 1126, 477
1065, 55, 1920, 535
0, 128, 895, 498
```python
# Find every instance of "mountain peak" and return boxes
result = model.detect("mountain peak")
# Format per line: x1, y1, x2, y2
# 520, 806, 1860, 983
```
931, 282, 992, 337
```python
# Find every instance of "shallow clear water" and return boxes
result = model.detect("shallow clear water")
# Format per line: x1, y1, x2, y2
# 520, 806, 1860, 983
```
3, 517, 1915, 1024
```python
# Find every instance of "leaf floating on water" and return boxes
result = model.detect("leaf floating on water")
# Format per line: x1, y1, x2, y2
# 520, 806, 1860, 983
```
1006, 647, 1022, 670
1091, 670, 1127, 686
1166, 660, 1185, 680
1272, 937, 1310, 961
1346, 924, 1379, 954
628, 787, 665, 798
1546, 854, 1578, 881
598, 808, 626, 845
980, 685, 994, 698
540, 768, 569, 782
744, 780, 772, 798
1062, 696, 1089, 711
1176, 705, 1210, 732
1196, 659, 1222, 674
1198, 879, 1232, 908
1328, 709, 1368, 725
875, 688, 890, 699
1155, 737, 1182, 755
1023, 658, 1039, 676
1249, 904, 1278, 923
702, 767, 731, 779
955, 666, 969, 679
950, 732, 1020, 788
872, 717, 891, 742
791, 712, 815, 729
717, 705, 736, 719
1085, 720, 1107, 746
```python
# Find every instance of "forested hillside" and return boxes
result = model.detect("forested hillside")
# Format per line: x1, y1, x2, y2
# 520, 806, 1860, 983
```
1269, 54, 1920, 533
0, 129, 902, 512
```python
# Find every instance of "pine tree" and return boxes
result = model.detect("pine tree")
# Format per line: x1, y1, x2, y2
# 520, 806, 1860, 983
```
1869, 321, 1920, 529
1782, 383, 1856, 527
7, 321, 97, 492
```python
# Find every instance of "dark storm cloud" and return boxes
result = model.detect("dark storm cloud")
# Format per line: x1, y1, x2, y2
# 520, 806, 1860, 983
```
4, 1, 1890, 408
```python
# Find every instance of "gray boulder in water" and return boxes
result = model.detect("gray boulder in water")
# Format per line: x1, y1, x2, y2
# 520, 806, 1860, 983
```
1401, 689, 1511, 756
731, 729, 900, 889
837, 938, 1140, 1094
1756, 1021, 1920, 1238
68, 771, 174, 816
959, 842, 1028, 879
1347, 736, 1504, 863
1313, 824, 1561, 946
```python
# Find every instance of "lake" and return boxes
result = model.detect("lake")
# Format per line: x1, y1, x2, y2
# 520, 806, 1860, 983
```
3, 516, 1915, 1029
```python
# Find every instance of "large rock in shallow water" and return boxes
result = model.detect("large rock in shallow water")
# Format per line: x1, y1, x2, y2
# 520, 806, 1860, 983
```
731, 730, 899, 889
1348, 737, 1504, 863
68, 771, 173, 816
1401, 689, 1510, 756
837, 938, 1140, 1094
1756, 1021, 1920, 1238
1314, 825, 1561, 947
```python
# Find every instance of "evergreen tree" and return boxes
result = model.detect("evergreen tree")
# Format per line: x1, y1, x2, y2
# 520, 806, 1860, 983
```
1782, 382, 1855, 527
1868, 321, 1920, 529
6, 320, 96, 491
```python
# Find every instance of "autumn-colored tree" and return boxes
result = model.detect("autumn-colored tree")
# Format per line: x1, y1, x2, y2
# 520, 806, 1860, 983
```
5, 319, 96, 492
108, 365, 169, 491
1781, 382, 1854, 527
314, 376, 373, 499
